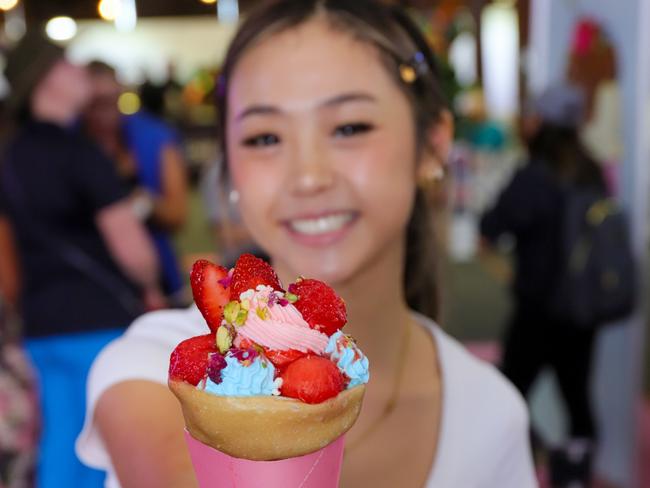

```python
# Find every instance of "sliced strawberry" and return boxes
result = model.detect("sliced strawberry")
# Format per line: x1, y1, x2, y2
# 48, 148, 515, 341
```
280, 355, 346, 404
289, 279, 347, 336
191, 260, 230, 332
231, 254, 282, 299
263, 348, 307, 369
240, 337, 306, 368
169, 334, 216, 386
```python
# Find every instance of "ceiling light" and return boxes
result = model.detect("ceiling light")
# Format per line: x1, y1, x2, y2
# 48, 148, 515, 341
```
114, 0, 137, 31
218, 0, 239, 23
45, 16, 77, 41
98, 0, 121, 21
0, 0, 18, 11
118, 92, 141, 115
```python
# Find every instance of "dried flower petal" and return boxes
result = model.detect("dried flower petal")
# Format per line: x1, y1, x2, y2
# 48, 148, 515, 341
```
207, 352, 227, 384
217, 271, 232, 288
231, 347, 259, 364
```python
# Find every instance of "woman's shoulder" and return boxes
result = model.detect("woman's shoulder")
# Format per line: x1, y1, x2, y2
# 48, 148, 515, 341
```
414, 313, 528, 429
76, 306, 207, 471
88, 306, 206, 389
124, 306, 205, 344
414, 315, 536, 486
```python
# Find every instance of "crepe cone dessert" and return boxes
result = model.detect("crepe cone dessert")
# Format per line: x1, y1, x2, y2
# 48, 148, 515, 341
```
169, 380, 364, 461
168, 254, 368, 467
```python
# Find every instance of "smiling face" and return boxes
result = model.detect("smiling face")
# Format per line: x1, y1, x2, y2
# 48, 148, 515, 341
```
226, 18, 424, 286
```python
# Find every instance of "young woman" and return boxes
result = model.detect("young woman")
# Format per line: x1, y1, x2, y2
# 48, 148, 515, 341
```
77, 1, 537, 486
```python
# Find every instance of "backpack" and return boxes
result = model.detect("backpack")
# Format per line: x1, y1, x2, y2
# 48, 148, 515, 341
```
549, 185, 636, 327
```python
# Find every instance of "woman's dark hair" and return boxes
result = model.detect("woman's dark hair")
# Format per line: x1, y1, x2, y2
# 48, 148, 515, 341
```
528, 123, 605, 190
216, 0, 448, 321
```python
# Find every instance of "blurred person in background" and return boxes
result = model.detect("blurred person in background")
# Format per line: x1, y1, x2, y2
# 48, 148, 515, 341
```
200, 160, 268, 268
0, 293, 39, 488
0, 215, 20, 313
82, 61, 189, 306
76, 2, 536, 487
139, 62, 184, 124
0, 31, 163, 488
480, 84, 606, 488
0, 222, 37, 487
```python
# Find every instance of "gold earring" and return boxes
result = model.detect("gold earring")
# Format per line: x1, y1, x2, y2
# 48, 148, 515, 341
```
418, 166, 444, 189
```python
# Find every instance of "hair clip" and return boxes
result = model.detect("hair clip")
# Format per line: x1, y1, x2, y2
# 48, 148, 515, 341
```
399, 51, 428, 84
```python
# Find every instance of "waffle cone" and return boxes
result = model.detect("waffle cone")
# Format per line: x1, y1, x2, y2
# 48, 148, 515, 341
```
169, 380, 365, 461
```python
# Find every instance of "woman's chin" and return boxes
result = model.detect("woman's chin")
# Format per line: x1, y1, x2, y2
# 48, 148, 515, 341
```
274, 251, 359, 288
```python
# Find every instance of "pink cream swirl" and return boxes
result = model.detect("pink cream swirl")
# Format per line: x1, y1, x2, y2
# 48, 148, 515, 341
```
234, 288, 329, 354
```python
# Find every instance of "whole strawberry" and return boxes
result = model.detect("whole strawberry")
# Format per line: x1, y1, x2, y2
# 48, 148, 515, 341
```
169, 334, 216, 386
191, 260, 230, 332
289, 279, 346, 336
280, 355, 346, 404
231, 254, 283, 299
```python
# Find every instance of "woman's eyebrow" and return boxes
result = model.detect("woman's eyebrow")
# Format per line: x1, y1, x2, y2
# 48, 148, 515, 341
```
235, 105, 281, 122
321, 92, 377, 108
235, 92, 377, 121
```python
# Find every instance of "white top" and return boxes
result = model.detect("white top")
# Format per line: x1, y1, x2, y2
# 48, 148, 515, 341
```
76, 307, 538, 488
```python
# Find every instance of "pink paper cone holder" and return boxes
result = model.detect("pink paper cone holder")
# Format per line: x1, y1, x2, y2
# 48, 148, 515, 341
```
184, 430, 345, 488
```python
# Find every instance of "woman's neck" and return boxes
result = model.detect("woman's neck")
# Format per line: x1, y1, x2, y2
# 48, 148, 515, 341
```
277, 242, 411, 374
336, 245, 411, 374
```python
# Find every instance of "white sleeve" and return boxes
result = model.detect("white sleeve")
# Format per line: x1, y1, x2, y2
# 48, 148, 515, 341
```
75, 308, 204, 471
486, 388, 539, 488
75, 334, 172, 470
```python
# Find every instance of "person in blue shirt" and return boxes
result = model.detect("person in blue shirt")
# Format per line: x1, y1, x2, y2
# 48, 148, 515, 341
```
81, 61, 189, 305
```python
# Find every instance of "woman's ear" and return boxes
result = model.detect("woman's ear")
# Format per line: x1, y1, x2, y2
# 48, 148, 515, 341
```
418, 109, 453, 184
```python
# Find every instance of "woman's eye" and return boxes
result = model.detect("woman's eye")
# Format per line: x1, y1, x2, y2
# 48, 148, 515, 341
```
333, 123, 374, 138
242, 134, 280, 147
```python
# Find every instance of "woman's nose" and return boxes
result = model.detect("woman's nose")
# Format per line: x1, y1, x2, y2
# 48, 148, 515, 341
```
289, 141, 335, 196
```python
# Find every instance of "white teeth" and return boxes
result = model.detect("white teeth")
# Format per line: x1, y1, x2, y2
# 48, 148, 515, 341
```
289, 213, 354, 235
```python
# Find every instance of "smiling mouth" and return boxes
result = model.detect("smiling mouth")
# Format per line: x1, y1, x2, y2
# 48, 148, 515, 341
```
284, 211, 358, 236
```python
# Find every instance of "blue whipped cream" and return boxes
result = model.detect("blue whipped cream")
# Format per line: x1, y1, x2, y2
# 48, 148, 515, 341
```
204, 350, 281, 396
325, 331, 370, 388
